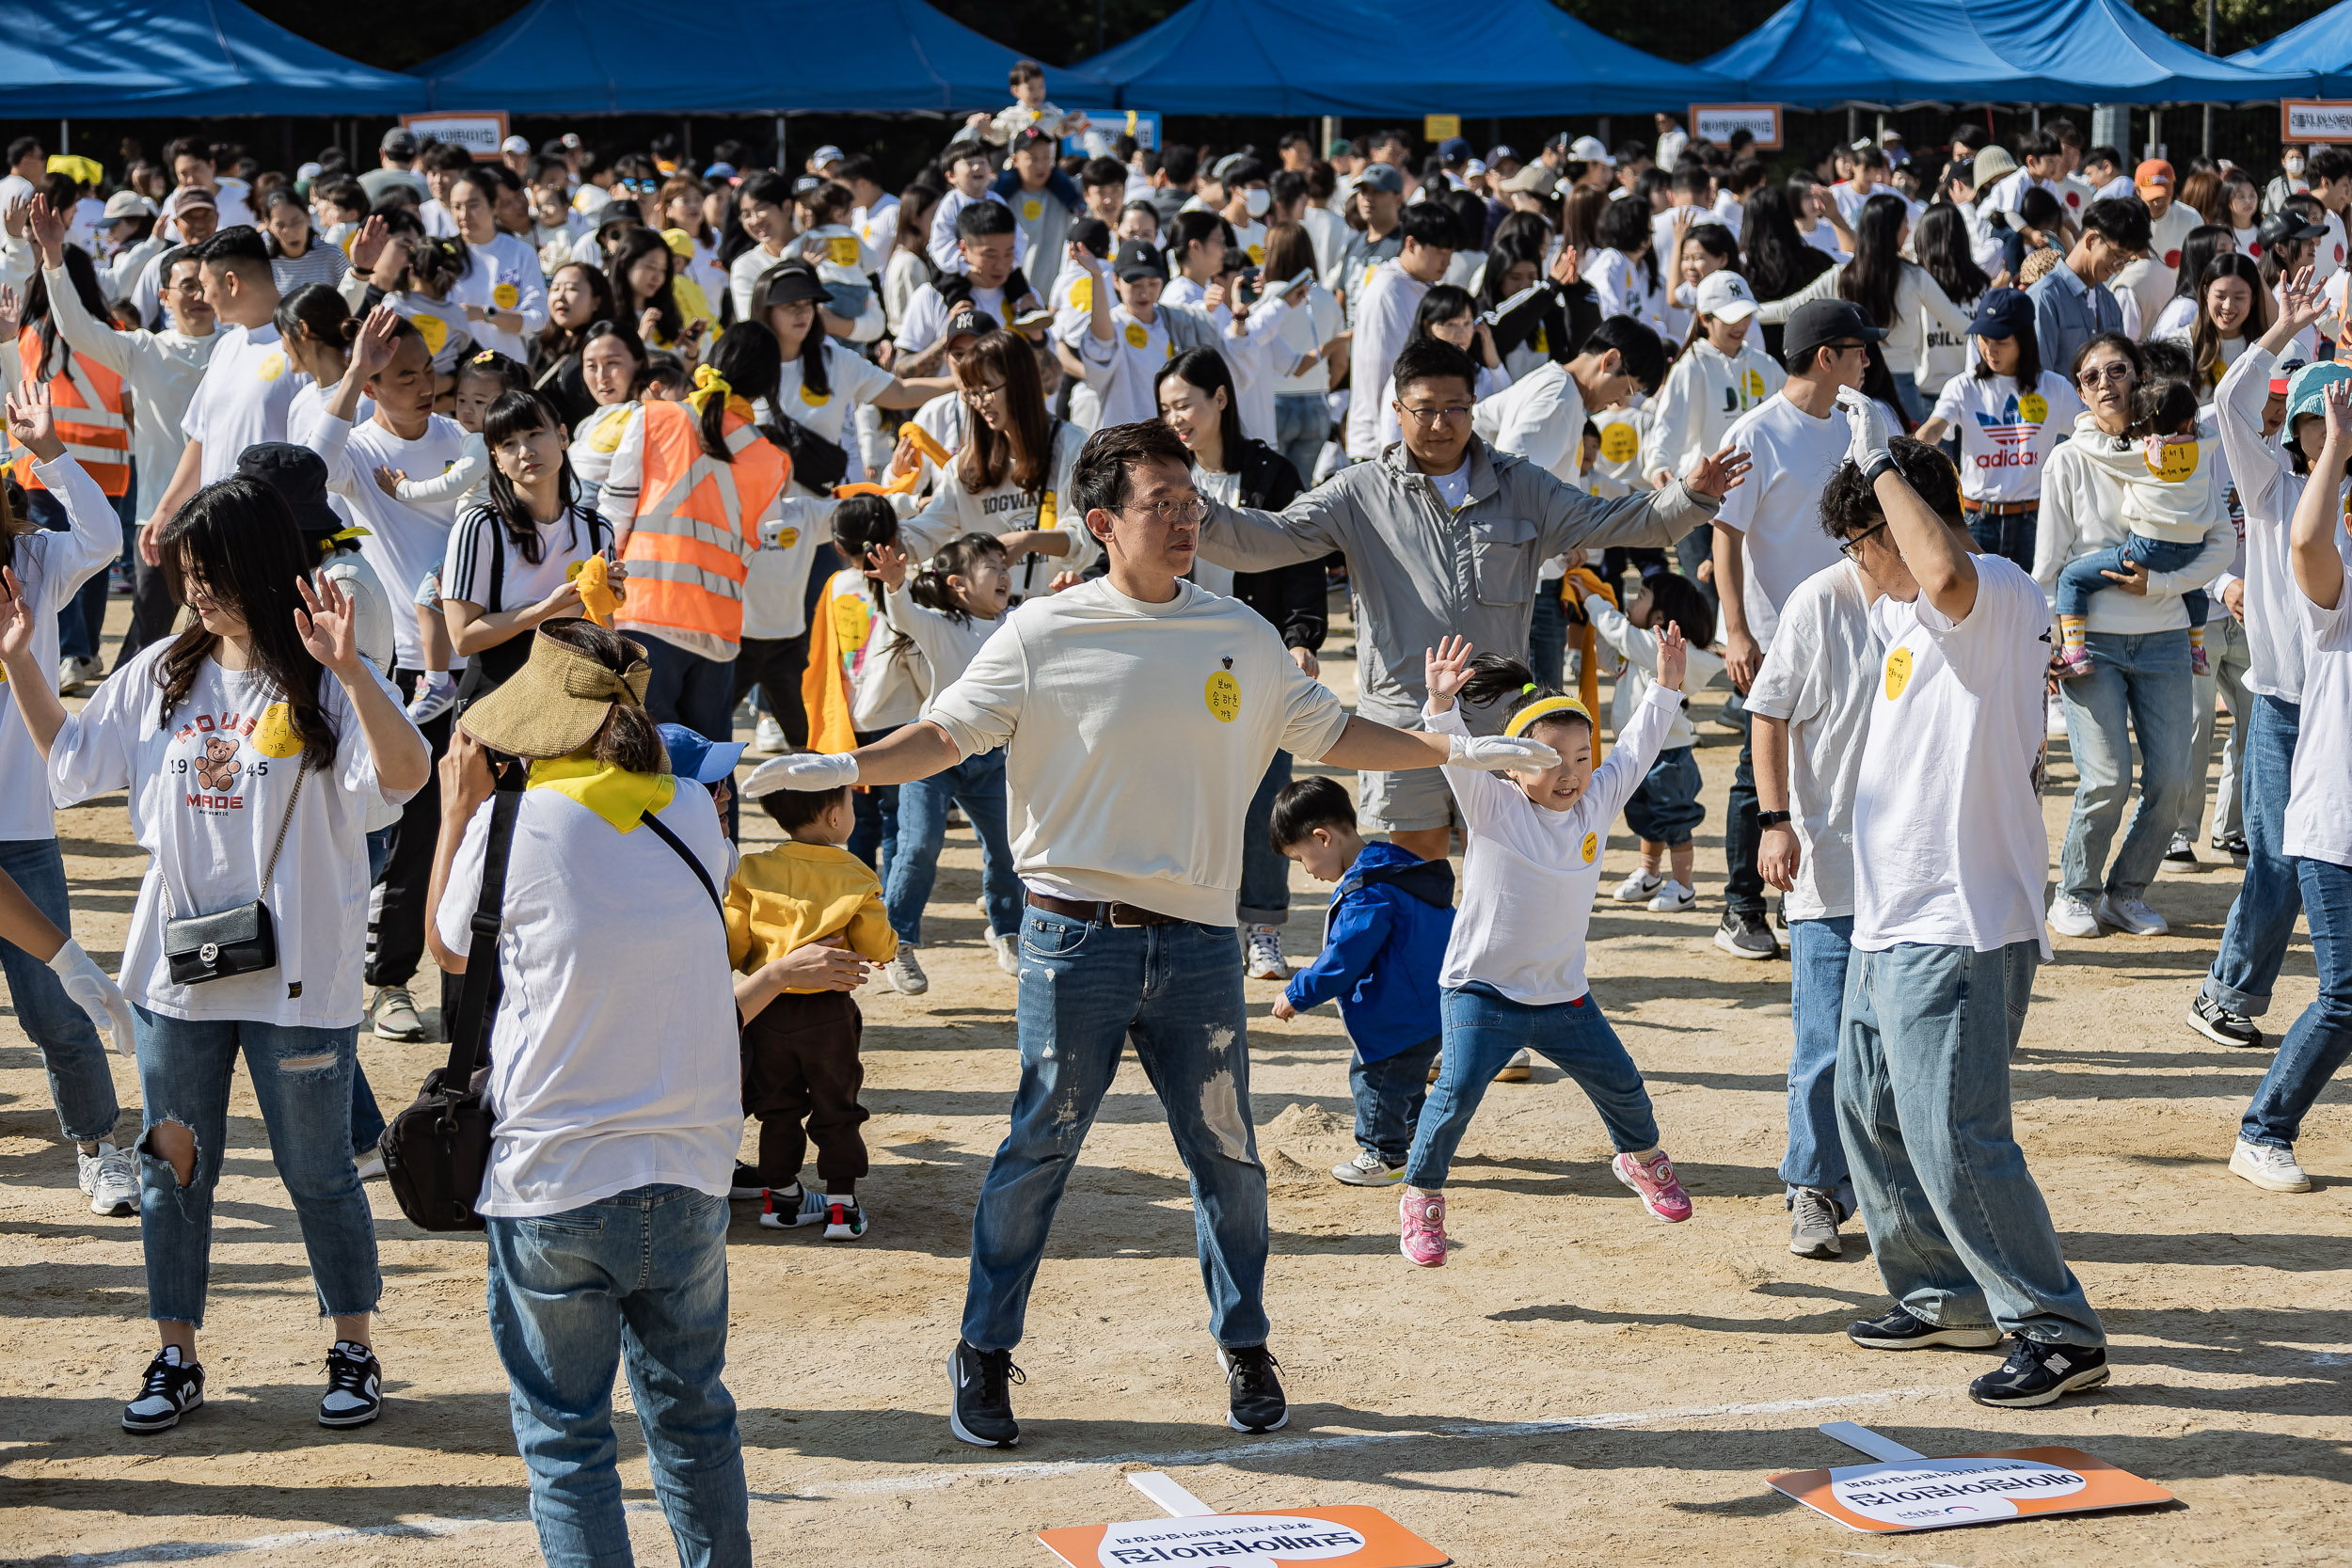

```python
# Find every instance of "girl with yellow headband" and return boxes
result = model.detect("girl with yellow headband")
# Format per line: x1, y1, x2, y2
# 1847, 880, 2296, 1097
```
1396, 631, 1697, 1269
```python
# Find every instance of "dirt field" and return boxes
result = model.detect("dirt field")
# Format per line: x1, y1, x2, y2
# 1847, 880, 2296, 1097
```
1, 599, 2346, 1568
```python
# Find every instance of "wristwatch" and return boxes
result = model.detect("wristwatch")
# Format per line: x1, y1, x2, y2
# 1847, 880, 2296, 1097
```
1756, 810, 1792, 828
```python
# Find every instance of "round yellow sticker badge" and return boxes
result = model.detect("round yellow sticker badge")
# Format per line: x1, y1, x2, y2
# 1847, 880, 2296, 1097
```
1070, 275, 1093, 312
1883, 646, 1914, 701
493, 282, 520, 309
1204, 669, 1241, 722
772, 528, 799, 549
1742, 368, 1767, 400
799, 386, 830, 407
1124, 322, 1149, 349
1022, 199, 1043, 222
2148, 438, 2200, 483
1248, 243, 1264, 265
1599, 422, 1640, 464
256, 350, 287, 382
1581, 832, 1598, 864
2018, 391, 2048, 423
827, 235, 860, 267
412, 313, 448, 356
250, 703, 307, 759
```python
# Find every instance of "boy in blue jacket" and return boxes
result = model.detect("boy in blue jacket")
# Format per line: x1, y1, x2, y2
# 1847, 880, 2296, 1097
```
1268, 776, 1456, 1186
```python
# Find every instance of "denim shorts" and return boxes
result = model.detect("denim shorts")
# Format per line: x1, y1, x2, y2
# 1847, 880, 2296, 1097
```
1624, 745, 1705, 845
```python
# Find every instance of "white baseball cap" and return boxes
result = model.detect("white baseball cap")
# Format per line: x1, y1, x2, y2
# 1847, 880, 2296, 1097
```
811, 144, 846, 168
1694, 270, 1758, 323
1568, 135, 1614, 166
501, 135, 532, 155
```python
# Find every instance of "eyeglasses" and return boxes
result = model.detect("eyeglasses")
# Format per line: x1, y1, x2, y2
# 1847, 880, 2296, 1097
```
1837, 520, 1887, 562
1396, 403, 1473, 425
960, 380, 1009, 404
1120, 495, 1207, 528
2076, 362, 2134, 388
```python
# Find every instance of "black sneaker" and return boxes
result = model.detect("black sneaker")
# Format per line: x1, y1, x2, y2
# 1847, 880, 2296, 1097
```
2187, 993, 2264, 1049
729, 1164, 767, 1201
122, 1347, 204, 1433
1846, 1305, 2003, 1351
2212, 832, 2249, 858
318, 1340, 383, 1428
1713, 909, 1780, 960
1218, 1344, 1289, 1433
946, 1339, 1023, 1448
1968, 1337, 2110, 1407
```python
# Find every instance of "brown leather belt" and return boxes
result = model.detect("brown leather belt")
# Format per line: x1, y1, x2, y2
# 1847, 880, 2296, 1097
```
1025, 892, 1178, 927
1962, 499, 2037, 515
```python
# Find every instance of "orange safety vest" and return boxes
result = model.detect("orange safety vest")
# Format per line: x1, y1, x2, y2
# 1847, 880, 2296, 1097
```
615, 400, 790, 657
12, 324, 130, 498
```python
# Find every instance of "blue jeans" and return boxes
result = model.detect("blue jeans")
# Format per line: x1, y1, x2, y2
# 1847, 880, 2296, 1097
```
1528, 584, 1567, 690
2242, 856, 2352, 1148
0, 837, 119, 1141
884, 746, 1021, 944
1965, 505, 2038, 572
1406, 983, 1660, 1188
1273, 392, 1328, 486
485, 1185, 749, 1568
1238, 752, 1294, 927
2055, 536, 2208, 626
132, 1009, 379, 1326
1782, 916, 1854, 1212
1350, 1034, 1441, 1164
962, 911, 1267, 1351
845, 728, 898, 876
1890, 370, 1927, 425
2205, 694, 2303, 1016
2058, 629, 2194, 905
1836, 942, 2104, 1345
1675, 524, 1719, 619
1624, 744, 1704, 846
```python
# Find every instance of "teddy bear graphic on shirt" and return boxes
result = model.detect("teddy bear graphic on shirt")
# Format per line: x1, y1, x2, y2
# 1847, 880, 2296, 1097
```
194, 736, 241, 793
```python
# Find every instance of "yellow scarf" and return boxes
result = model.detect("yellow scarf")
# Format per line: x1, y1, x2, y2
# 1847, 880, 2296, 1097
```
526, 755, 675, 832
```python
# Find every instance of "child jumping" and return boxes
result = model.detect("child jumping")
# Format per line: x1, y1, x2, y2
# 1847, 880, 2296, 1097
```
1577, 568, 1726, 913
727, 756, 899, 1241
1267, 775, 1455, 1187
1399, 632, 1695, 1267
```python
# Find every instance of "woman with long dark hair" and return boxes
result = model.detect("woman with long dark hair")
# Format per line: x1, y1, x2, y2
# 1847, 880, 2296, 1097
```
2170, 253, 2268, 391
0, 469, 427, 1436
1738, 184, 1835, 362
1583, 195, 1665, 334
1910, 204, 1991, 407
608, 226, 702, 359
564, 319, 647, 516
532, 261, 620, 429
2146, 225, 2237, 345
1756, 192, 1968, 421
260, 185, 347, 293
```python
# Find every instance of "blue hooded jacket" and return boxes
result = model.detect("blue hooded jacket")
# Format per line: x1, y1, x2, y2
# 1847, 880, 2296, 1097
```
1282, 841, 1454, 1062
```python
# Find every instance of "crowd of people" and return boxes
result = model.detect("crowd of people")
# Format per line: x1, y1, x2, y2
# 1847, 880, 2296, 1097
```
0, 84, 2346, 1567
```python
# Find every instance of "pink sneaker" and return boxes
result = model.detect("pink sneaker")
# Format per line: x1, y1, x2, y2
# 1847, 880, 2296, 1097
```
1399, 1189, 1448, 1266
2054, 646, 2094, 680
1612, 1149, 1692, 1223
2191, 643, 2211, 677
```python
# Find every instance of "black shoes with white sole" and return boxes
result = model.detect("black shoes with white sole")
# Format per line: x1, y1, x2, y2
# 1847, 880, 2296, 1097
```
1968, 1336, 2110, 1407
946, 1338, 1292, 1445
121, 1348, 204, 1433
1218, 1344, 1289, 1433
318, 1341, 384, 1428
1845, 1305, 2003, 1351
123, 1342, 384, 1433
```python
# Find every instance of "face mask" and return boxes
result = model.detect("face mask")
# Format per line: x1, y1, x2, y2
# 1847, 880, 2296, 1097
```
2286, 157, 2307, 176
1245, 186, 1271, 218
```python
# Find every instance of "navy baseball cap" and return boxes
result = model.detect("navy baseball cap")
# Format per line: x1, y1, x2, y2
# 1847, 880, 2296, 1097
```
1966, 286, 2035, 340
658, 724, 747, 785
1438, 136, 1472, 164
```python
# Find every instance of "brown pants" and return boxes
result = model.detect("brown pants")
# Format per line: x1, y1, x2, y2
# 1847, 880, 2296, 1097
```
741, 990, 867, 1194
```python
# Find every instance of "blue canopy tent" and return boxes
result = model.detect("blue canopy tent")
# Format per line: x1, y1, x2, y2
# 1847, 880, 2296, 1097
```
418, 0, 1064, 114
1698, 0, 2317, 107
1066, 0, 1737, 116
0, 0, 423, 115
2234, 1, 2352, 96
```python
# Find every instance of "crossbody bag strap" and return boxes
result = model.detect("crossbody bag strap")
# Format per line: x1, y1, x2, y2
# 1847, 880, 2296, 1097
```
638, 807, 723, 916
257, 757, 307, 891
443, 791, 522, 1078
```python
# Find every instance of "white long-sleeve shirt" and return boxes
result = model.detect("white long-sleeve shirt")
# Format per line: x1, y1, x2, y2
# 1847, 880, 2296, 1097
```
448, 232, 550, 362
927, 188, 1026, 276
885, 582, 1001, 716
2033, 410, 2237, 636
40, 261, 218, 524
394, 429, 491, 518
0, 455, 119, 841
1345, 260, 1428, 459
1757, 261, 1971, 377
1472, 361, 1584, 483
2212, 342, 2323, 702
1639, 337, 1785, 485
1585, 595, 1725, 751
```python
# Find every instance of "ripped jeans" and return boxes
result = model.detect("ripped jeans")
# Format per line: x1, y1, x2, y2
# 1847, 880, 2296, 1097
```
132, 1008, 381, 1327
961, 909, 1268, 1352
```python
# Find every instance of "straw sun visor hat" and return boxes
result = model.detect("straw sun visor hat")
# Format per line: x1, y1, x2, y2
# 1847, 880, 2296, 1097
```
459, 621, 653, 760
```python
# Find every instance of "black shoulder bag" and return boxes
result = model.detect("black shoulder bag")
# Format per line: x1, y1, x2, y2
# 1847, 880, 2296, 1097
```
162, 760, 305, 986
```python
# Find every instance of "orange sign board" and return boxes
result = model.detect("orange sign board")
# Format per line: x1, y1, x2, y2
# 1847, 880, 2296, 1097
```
1038, 1505, 1447, 1566
1770, 1447, 2173, 1533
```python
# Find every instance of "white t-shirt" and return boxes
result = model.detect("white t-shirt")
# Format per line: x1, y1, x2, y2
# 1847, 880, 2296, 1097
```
1931, 370, 2084, 504
1427, 458, 1471, 510
901, 420, 1096, 597
2287, 532, 2352, 866
1710, 393, 1849, 647
1851, 557, 2054, 958
312, 412, 472, 671
896, 281, 1007, 357
1473, 361, 1585, 483
448, 231, 552, 362
923, 578, 1351, 926
744, 340, 897, 640
1431, 685, 1680, 1005
442, 502, 608, 615
1076, 305, 1177, 429
180, 323, 305, 483
1271, 281, 1343, 396
0, 457, 120, 840
1740, 561, 1881, 921
437, 784, 739, 1217
48, 644, 418, 1026
2112, 201, 2204, 332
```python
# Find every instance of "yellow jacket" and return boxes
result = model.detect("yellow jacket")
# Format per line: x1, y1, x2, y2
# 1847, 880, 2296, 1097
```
725, 840, 897, 988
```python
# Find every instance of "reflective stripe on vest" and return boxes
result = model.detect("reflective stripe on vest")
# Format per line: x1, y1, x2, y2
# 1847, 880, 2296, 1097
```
12, 325, 131, 497
620, 404, 790, 648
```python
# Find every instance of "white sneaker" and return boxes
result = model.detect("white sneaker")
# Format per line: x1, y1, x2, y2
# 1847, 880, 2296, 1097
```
1613, 869, 1664, 903
883, 950, 930, 996
353, 1152, 385, 1180
752, 713, 787, 754
2046, 895, 2101, 938
79, 1142, 137, 1217
991, 932, 1020, 976
1495, 1048, 1534, 1083
372, 984, 425, 1041
2229, 1138, 2312, 1193
1646, 880, 1696, 913
1331, 1148, 1405, 1186
56, 655, 104, 695
1245, 925, 1288, 980
2045, 691, 2069, 739
405, 677, 456, 724
2097, 893, 2169, 936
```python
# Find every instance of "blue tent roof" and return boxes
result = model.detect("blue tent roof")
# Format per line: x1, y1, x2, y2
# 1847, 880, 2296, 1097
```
2234, 0, 2352, 95
0, 0, 423, 115
419, 0, 1064, 115
1067, 0, 1736, 116
1700, 0, 2316, 108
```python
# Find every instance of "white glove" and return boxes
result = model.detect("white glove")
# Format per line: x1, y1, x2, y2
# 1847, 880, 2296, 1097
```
743, 752, 860, 794
1448, 733, 1562, 773
49, 939, 135, 1058
1835, 387, 1893, 475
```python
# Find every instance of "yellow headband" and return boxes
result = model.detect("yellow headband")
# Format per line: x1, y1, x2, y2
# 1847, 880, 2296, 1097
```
686, 363, 734, 416
1505, 694, 1594, 737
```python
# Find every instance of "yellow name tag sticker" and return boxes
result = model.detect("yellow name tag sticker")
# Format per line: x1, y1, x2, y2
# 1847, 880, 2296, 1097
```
250, 702, 307, 759
773, 527, 799, 549
589, 409, 628, 453
1581, 832, 1598, 863
1022, 199, 1043, 222
493, 282, 520, 309
799, 386, 831, 407
1205, 669, 1241, 721
256, 350, 287, 382
828, 235, 860, 267
413, 313, 448, 356
1599, 422, 1640, 463
1070, 275, 1093, 312
1125, 322, 1150, 349
2147, 438, 2199, 483
1248, 243, 1264, 264
1884, 646, 1914, 701
2018, 391, 2048, 423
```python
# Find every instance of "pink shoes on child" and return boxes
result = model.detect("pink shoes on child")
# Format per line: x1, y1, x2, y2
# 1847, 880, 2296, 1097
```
1613, 1149, 1693, 1223
1399, 1190, 1447, 1266
2054, 646, 2095, 680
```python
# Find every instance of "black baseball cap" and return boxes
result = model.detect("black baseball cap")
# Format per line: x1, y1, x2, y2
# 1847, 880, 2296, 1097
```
944, 302, 998, 342
1783, 298, 1887, 363
594, 198, 644, 236
1114, 238, 1166, 282
1071, 216, 1112, 260
237, 443, 343, 537
751, 259, 829, 310
2259, 210, 2328, 249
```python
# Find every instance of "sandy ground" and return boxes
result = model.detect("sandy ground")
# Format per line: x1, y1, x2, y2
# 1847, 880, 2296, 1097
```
0, 596, 2346, 1568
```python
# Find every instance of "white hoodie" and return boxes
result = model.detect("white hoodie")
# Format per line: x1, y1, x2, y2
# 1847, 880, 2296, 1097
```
1640, 337, 1786, 485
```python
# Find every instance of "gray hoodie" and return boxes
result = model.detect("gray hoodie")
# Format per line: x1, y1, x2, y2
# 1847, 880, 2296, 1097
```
1197, 437, 1718, 725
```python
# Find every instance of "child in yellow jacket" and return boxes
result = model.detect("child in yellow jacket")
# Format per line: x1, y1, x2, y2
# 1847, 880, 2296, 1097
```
726, 756, 898, 1240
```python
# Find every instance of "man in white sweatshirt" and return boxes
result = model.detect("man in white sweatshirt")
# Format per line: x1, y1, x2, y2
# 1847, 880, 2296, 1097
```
757, 420, 1556, 1449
